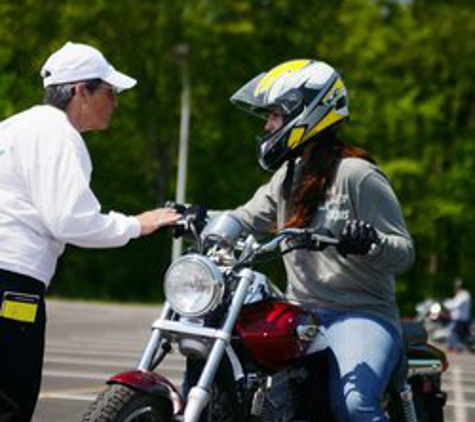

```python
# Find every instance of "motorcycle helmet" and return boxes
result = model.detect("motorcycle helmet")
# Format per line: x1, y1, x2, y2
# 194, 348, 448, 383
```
230, 59, 349, 171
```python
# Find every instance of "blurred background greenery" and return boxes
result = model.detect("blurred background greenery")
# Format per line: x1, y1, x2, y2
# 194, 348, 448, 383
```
0, 0, 474, 315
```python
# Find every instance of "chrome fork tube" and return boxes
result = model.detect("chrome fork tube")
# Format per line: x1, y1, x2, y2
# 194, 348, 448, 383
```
184, 269, 255, 422
137, 302, 172, 370
397, 383, 419, 422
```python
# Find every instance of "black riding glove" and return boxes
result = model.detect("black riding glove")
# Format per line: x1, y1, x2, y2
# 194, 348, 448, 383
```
337, 220, 379, 256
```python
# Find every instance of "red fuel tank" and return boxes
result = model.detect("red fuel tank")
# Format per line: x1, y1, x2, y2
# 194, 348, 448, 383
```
235, 299, 319, 370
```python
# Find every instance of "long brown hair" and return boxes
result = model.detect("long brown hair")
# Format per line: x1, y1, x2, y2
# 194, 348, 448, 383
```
285, 134, 375, 228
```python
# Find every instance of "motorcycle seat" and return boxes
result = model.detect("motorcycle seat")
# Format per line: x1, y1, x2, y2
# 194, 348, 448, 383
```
401, 320, 428, 346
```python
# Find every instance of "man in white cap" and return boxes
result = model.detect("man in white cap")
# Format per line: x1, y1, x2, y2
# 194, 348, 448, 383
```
0, 42, 180, 421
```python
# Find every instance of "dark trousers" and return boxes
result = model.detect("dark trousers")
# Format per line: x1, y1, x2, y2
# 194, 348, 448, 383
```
0, 269, 46, 422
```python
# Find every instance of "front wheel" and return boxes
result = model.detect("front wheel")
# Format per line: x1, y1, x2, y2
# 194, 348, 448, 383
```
81, 384, 173, 422
412, 377, 446, 422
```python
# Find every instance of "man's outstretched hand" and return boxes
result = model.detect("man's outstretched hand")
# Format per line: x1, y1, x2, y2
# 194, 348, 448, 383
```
136, 207, 181, 236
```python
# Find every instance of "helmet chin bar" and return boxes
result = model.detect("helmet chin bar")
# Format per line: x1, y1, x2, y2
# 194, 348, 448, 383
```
256, 115, 302, 171
256, 132, 286, 171
257, 124, 343, 172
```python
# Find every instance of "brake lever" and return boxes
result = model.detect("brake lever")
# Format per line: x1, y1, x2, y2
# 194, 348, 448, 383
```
310, 232, 339, 250
284, 229, 339, 252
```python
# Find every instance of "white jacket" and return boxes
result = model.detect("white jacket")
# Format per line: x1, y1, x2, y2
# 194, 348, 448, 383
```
0, 105, 140, 285
445, 290, 472, 322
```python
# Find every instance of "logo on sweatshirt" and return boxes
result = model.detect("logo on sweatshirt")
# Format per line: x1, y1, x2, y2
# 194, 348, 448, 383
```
322, 193, 350, 221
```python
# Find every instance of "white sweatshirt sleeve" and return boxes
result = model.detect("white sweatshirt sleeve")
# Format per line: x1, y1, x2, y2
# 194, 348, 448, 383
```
25, 124, 140, 248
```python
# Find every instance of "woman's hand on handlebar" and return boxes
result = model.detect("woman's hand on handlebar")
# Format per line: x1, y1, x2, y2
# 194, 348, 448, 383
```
337, 220, 379, 256
136, 207, 182, 236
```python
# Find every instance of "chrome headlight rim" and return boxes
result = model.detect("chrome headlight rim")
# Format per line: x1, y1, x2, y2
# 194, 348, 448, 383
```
164, 254, 224, 317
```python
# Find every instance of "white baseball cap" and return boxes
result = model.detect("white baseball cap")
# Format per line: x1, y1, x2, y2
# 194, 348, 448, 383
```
41, 41, 137, 92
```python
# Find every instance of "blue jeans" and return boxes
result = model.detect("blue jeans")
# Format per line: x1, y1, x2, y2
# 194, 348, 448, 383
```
448, 319, 471, 350
314, 308, 403, 422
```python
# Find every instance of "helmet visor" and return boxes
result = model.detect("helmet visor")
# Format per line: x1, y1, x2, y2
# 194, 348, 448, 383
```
230, 73, 270, 119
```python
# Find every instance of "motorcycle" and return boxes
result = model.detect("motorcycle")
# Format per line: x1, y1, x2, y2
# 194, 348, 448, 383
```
415, 299, 452, 344
416, 298, 475, 352
82, 211, 448, 422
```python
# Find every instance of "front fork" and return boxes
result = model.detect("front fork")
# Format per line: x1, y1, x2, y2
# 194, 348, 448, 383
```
393, 383, 419, 422
183, 269, 255, 422
137, 302, 173, 371
135, 269, 255, 422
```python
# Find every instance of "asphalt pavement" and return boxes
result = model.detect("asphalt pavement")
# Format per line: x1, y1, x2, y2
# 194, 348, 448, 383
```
33, 300, 475, 422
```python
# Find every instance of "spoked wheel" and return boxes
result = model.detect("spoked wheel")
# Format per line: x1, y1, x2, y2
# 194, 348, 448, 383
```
81, 384, 173, 422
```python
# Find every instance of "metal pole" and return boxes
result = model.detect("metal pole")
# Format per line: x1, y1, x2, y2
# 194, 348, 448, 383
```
172, 43, 191, 261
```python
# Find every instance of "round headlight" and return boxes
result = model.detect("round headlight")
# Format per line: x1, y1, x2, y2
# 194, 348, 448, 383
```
164, 254, 224, 317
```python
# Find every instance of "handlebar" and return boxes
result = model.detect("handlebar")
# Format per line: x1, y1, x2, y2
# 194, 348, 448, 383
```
257, 228, 339, 254
237, 227, 339, 268
165, 201, 208, 239
167, 207, 340, 263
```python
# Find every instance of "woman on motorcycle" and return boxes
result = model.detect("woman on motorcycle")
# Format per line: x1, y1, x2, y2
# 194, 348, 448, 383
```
229, 59, 415, 421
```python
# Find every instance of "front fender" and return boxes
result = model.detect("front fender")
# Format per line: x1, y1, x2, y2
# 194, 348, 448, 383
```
108, 370, 184, 415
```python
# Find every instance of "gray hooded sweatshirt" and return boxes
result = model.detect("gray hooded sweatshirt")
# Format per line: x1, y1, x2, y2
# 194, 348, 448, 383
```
231, 157, 415, 330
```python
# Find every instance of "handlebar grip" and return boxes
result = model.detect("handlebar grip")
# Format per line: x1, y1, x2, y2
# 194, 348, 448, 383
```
164, 201, 208, 238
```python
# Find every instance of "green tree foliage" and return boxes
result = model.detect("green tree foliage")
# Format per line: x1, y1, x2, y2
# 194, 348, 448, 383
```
0, 0, 474, 312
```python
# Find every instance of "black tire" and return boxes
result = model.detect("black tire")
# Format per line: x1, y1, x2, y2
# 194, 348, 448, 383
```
413, 392, 446, 422
81, 384, 173, 422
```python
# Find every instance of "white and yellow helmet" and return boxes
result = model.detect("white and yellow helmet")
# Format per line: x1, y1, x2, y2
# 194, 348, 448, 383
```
230, 59, 349, 171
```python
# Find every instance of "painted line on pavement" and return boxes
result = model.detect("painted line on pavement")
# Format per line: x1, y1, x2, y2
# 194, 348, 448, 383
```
451, 365, 468, 422
40, 394, 95, 402
40, 387, 101, 401
45, 347, 186, 365
43, 369, 114, 381
44, 356, 185, 371
46, 340, 147, 353
446, 401, 475, 409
